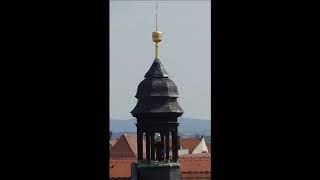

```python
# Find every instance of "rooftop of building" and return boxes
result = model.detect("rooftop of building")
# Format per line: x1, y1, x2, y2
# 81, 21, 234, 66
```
180, 137, 201, 153
110, 139, 117, 147
110, 155, 211, 178
207, 143, 211, 153
179, 152, 211, 158
110, 133, 146, 159
110, 133, 209, 159
110, 159, 136, 178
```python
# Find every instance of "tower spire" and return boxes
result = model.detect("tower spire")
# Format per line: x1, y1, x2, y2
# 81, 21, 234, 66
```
152, 0, 162, 60
155, 0, 158, 31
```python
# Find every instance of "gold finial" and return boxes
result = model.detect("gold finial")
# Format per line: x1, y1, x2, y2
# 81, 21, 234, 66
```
152, 31, 162, 59
152, 31, 162, 43
152, 0, 162, 59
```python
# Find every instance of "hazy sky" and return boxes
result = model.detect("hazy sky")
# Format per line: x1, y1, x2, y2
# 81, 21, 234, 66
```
110, 1, 211, 120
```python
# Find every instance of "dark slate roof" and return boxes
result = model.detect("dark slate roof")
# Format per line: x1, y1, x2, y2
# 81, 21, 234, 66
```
135, 78, 179, 99
131, 58, 184, 116
144, 58, 169, 78
131, 97, 183, 114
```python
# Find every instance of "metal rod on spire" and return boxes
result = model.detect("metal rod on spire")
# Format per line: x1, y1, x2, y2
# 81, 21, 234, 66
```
152, 0, 162, 60
155, 0, 158, 31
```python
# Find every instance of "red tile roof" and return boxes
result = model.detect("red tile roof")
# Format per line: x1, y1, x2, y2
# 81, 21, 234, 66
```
109, 156, 211, 178
109, 159, 136, 178
180, 152, 211, 158
111, 134, 136, 159
179, 156, 211, 173
110, 139, 117, 147
123, 134, 138, 156
181, 171, 211, 179
111, 134, 207, 159
110, 134, 146, 159
207, 143, 211, 153
180, 138, 201, 153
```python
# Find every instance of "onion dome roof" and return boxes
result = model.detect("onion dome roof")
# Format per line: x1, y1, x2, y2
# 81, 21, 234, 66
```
131, 59, 183, 116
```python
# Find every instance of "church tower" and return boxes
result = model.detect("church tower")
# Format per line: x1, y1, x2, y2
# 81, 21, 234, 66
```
130, 3, 183, 180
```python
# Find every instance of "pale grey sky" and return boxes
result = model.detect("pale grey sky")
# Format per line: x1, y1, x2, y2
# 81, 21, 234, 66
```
110, 1, 211, 120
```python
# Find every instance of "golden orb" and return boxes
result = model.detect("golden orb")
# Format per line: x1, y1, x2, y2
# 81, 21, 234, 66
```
152, 31, 162, 43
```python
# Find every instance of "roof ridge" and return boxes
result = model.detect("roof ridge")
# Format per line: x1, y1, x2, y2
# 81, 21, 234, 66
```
191, 137, 208, 153
123, 134, 137, 157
